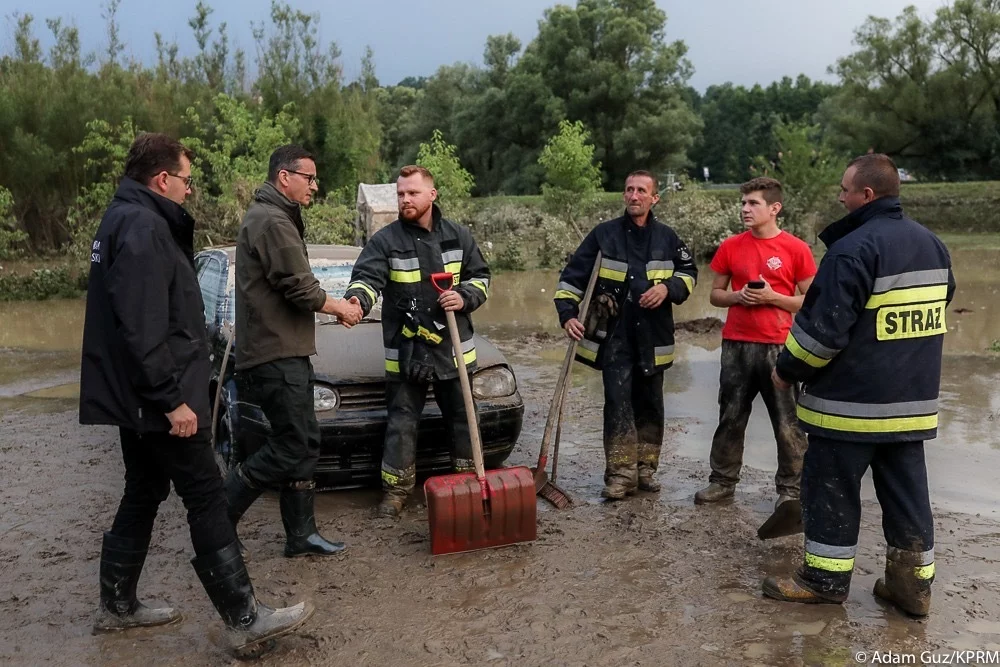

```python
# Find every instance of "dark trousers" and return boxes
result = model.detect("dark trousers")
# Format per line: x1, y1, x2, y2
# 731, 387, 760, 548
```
109, 428, 234, 556
381, 378, 475, 492
708, 340, 807, 496
797, 435, 934, 599
601, 329, 665, 485
241, 357, 321, 488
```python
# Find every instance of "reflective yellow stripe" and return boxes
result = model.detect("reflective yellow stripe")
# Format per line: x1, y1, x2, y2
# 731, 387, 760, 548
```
785, 332, 831, 369
599, 268, 626, 281
914, 563, 935, 580
418, 326, 443, 344
443, 262, 462, 284
654, 353, 675, 366
647, 269, 674, 281
385, 359, 400, 373
866, 285, 949, 309
805, 553, 855, 573
389, 269, 421, 283
677, 274, 695, 293
797, 406, 938, 433
348, 281, 377, 304
577, 345, 598, 362
453, 347, 477, 367
402, 326, 416, 338
468, 279, 489, 297
554, 289, 582, 303
876, 301, 947, 341
381, 470, 400, 485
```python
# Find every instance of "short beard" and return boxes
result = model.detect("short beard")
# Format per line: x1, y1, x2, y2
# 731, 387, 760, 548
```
400, 203, 429, 221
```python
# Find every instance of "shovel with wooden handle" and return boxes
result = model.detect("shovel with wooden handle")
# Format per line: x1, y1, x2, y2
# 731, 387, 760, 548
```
422, 272, 537, 555
533, 251, 602, 508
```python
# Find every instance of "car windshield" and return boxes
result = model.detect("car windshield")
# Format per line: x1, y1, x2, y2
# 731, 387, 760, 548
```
310, 260, 355, 299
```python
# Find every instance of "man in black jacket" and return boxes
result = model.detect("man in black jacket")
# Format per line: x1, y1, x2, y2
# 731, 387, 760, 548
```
80, 133, 311, 657
555, 170, 698, 499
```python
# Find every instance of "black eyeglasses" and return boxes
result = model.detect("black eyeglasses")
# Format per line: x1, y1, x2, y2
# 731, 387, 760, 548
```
285, 169, 318, 185
166, 172, 194, 188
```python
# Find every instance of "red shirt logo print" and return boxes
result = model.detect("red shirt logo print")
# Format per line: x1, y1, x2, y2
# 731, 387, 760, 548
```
767, 256, 783, 271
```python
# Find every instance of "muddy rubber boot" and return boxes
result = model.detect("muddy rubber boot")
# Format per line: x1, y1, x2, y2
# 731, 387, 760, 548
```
224, 465, 263, 559
377, 483, 412, 518
93, 532, 183, 633
280, 481, 346, 558
694, 482, 735, 505
637, 468, 661, 492
761, 575, 846, 604
192, 542, 314, 659
873, 551, 934, 617
602, 440, 638, 500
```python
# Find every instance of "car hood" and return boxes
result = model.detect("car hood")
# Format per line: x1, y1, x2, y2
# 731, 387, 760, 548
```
312, 320, 508, 384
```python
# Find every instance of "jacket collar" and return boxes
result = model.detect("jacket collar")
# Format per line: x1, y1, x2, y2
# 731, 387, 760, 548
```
113, 177, 196, 258
254, 181, 305, 238
819, 196, 903, 248
620, 209, 659, 230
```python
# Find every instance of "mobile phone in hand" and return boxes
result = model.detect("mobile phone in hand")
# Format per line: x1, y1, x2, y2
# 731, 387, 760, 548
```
747, 280, 765, 289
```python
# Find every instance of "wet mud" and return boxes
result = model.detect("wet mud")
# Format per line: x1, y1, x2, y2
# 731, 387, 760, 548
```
2, 250, 1000, 665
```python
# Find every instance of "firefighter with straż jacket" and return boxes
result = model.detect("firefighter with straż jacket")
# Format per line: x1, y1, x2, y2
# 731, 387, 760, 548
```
763, 154, 955, 617
554, 170, 698, 499
345, 165, 491, 517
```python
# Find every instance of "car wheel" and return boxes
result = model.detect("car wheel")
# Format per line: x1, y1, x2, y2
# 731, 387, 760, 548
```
484, 454, 508, 470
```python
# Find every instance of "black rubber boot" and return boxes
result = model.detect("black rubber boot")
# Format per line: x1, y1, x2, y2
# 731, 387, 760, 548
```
873, 550, 934, 617
192, 542, 314, 659
224, 465, 263, 559
280, 481, 347, 557
93, 532, 182, 633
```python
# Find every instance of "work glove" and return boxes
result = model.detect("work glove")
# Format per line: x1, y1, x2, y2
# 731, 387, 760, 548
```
400, 338, 437, 384
585, 293, 619, 341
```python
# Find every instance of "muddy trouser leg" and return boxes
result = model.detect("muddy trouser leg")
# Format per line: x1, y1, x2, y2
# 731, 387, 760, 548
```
634, 370, 665, 476
433, 378, 475, 472
602, 360, 638, 489
240, 358, 321, 488
707, 340, 759, 488
871, 441, 935, 597
796, 435, 874, 600
756, 343, 807, 498
382, 380, 428, 496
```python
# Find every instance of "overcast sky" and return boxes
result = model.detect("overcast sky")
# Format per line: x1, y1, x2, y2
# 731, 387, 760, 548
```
3, 0, 948, 90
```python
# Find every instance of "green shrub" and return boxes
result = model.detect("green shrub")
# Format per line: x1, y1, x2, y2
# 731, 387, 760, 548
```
0, 266, 85, 301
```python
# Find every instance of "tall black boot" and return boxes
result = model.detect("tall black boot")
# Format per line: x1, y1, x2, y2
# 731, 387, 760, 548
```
224, 464, 263, 558
280, 481, 346, 557
192, 542, 314, 658
93, 532, 183, 633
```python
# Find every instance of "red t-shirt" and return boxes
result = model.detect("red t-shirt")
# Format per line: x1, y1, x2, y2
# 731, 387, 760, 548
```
709, 230, 817, 344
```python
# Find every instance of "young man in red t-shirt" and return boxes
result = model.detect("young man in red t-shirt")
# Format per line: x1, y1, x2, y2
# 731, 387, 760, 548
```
695, 177, 816, 510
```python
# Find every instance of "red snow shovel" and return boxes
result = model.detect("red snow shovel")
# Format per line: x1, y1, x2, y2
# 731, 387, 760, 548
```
423, 272, 537, 555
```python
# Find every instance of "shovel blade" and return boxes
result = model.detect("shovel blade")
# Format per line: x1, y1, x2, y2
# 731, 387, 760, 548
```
757, 498, 804, 540
424, 466, 537, 555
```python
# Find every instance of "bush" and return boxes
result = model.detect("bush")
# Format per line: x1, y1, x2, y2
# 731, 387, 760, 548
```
305, 198, 356, 245
0, 266, 85, 301
0, 187, 28, 260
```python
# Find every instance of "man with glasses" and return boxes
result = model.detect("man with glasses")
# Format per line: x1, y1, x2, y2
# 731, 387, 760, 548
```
79, 133, 313, 657
225, 144, 362, 558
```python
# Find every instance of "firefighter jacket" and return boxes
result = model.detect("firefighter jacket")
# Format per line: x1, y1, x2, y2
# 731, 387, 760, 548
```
344, 205, 490, 381
775, 196, 956, 443
554, 212, 698, 375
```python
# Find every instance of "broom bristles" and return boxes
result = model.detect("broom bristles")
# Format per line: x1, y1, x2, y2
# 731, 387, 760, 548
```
538, 481, 573, 509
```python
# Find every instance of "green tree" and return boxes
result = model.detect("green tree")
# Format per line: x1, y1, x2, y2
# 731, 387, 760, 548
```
416, 129, 475, 206
0, 186, 28, 259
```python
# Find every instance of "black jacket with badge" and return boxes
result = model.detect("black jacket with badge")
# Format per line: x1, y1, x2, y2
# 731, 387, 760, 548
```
345, 205, 490, 382
775, 196, 956, 443
554, 212, 698, 375
80, 178, 212, 433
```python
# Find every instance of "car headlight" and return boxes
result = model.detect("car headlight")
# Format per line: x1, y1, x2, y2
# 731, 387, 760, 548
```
472, 367, 517, 399
314, 385, 340, 412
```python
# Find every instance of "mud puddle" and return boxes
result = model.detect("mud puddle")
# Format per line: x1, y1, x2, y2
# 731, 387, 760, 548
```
0, 248, 999, 664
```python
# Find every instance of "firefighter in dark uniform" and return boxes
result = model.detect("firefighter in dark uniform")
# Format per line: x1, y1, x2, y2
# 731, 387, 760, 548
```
763, 154, 955, 617
345, 165, 491, 517
555, 170, 698, 499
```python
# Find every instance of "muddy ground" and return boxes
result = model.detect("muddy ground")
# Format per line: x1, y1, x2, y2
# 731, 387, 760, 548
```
2, 328, 1000, 667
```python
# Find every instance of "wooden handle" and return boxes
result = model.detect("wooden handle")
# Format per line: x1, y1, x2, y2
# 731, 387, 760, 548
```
443, 309, 486, 483
536, 250, 603, 468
